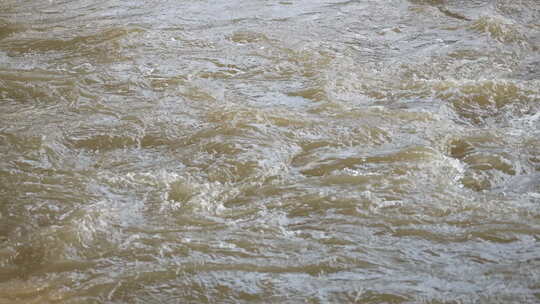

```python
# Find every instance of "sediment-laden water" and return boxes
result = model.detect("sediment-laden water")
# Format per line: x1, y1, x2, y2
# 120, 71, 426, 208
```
1, 0, 539, 303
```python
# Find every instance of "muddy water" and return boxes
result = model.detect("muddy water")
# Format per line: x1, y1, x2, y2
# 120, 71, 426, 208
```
1, 0, 539, 303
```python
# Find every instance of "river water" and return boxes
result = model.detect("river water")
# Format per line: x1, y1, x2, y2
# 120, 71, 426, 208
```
1, 0, 539, 303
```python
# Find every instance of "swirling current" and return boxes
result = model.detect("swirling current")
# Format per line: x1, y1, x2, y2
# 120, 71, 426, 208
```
1, 0, 539, 303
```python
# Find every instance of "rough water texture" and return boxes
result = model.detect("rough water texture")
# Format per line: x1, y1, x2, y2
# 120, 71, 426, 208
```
0, 0, 539, 303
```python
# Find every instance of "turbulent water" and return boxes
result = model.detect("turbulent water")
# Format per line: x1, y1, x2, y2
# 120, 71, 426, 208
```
1, 0, 539, 303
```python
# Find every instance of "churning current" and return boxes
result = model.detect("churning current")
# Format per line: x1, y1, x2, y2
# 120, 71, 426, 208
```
1, 0, 539, 303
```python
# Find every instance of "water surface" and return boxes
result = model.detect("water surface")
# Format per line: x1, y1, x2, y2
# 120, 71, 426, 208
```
1, 0, 539, 303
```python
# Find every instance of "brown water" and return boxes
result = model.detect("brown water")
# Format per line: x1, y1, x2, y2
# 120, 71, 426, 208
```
1, 0, 539, 303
